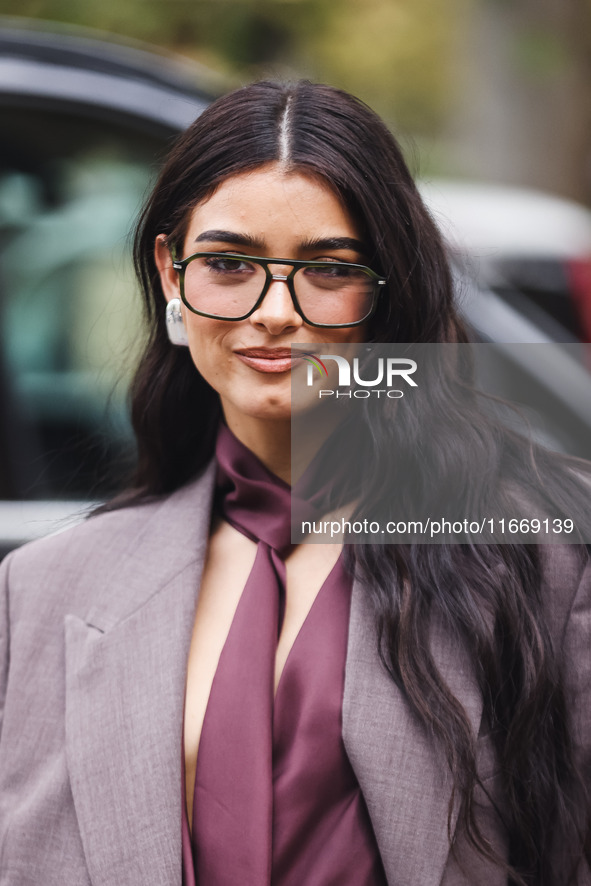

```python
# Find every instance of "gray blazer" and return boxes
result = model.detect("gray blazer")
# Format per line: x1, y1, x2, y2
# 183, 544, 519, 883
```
0, 463, 589, 886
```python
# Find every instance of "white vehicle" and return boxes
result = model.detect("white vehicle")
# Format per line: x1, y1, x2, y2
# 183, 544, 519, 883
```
420, 180, 591, 343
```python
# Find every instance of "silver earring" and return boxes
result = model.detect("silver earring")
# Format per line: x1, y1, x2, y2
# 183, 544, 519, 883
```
165, 298, 189, 347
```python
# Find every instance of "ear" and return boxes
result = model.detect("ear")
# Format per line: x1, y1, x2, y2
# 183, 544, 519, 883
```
154, 234, 181, 304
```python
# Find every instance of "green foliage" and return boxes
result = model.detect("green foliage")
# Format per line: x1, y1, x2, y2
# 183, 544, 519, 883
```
514, 28, 571, 78
303, 0, 466, 133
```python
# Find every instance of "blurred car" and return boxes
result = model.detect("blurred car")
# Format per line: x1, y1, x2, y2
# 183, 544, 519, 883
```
0, 19, 217, 553
419, 180, 591, 463
0, 21, 589, 555
419, 179, 591, 343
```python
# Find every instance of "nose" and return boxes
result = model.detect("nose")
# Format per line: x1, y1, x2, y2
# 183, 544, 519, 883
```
248, 273, 303, 335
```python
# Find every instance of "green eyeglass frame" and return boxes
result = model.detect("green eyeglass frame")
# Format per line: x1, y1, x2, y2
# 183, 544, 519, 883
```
170, 249, 387, 328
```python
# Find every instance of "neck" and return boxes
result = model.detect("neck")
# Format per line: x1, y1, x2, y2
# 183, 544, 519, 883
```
223, 413, 292, 483
222, 406, 346, 487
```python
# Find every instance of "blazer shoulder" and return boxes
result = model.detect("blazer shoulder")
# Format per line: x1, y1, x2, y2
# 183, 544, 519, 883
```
2, 462, 216, 625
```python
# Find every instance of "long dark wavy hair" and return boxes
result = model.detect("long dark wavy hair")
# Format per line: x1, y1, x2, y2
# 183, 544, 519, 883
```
116, 80, 590, 884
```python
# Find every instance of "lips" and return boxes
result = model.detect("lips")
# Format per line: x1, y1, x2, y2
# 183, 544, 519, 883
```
234, 347, 299, 374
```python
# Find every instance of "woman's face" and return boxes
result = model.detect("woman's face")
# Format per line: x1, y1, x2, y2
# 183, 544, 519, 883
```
155, 163, 369, 437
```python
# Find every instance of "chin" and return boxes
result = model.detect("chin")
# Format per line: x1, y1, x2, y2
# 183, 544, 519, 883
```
252, 400, 292, 422
226, 390, 292, 423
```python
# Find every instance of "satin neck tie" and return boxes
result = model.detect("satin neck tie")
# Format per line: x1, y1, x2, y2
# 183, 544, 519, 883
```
191, 424, 292, 885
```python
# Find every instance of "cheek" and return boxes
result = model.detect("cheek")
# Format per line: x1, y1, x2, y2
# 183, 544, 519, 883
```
183, 319, 226, 381
343, 325, 368, 345
183, 318, 246, 406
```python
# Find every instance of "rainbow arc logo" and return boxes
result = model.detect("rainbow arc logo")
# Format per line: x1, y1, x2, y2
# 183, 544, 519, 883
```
301, 354, 329, 377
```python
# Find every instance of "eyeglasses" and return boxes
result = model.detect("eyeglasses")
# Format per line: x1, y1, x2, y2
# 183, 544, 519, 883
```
171, 251, 387, 328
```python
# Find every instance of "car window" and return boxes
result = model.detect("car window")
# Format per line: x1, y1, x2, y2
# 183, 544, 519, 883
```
0, 106, 164, 500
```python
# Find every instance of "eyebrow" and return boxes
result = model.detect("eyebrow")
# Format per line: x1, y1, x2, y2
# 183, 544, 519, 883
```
298, 236, 367, 254
194, 230, 367, 255
194, 230, 264, 249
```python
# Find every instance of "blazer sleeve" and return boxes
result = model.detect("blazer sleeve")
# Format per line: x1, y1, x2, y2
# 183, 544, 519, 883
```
563, 550, 591, 783
558, 547, 591, 883
0, 553, 11, 743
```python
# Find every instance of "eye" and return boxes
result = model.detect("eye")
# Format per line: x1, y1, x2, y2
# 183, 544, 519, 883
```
311, 264, 352, 276
204, 256, 255, 274
303, 263, 366, 282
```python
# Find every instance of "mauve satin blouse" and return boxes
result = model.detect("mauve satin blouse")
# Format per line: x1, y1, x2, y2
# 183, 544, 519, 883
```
182, 426, 387, 885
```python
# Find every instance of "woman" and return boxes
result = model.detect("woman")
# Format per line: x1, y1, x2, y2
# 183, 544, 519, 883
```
0, 80, 589, 886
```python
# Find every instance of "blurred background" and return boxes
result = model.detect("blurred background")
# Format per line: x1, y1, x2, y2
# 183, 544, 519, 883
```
3, 0, 591, 196
0, 0, 590, 552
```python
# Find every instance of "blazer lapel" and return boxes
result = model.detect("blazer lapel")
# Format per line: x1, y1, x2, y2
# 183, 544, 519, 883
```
343, 576, 484, 886
64, 465, 215, 886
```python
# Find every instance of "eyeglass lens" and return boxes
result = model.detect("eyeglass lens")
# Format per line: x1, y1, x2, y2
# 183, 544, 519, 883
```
182, 256, 376, 325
